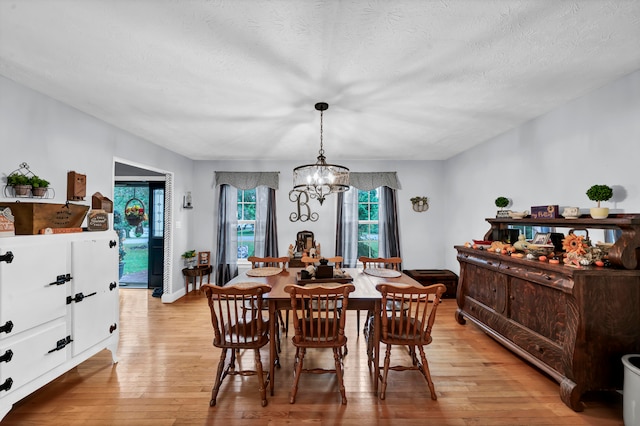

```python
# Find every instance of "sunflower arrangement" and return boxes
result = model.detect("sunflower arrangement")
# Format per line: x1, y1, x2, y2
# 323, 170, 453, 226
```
562, 233, 587, 255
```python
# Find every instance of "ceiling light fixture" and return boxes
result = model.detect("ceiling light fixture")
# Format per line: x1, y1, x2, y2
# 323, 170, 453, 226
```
293, 102, 349, 205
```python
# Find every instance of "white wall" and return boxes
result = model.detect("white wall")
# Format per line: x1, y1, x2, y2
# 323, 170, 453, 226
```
444, 69, 640, 273
3, 67, 639, 296
190, 159, 447, 272
0, 75, 196, 299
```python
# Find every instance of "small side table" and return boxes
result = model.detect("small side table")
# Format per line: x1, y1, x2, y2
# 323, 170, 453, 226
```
182, 265, 212, 294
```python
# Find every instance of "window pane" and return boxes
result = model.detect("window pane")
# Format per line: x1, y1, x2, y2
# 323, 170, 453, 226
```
236, 188, 257, 260
357, 189, 380, 258
244, 203, 256, 220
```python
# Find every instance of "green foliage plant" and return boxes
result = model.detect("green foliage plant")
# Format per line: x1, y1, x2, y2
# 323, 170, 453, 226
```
29, 175, 49, 188
6, 172, 31, 186
181, 250, 196, 259
495, 196, 509, 209
586, 185, 613, 208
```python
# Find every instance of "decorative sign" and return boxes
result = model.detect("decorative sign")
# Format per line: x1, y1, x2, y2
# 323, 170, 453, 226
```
289, 190, 318, 222
87, 209, 109, 231
531, 205, 559, 219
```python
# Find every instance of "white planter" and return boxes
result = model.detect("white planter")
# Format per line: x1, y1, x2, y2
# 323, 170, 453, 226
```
622, 354, 640, 426
589, 207, 610, 219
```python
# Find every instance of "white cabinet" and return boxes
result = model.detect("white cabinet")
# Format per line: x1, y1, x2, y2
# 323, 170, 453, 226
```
0, 232, 119, 421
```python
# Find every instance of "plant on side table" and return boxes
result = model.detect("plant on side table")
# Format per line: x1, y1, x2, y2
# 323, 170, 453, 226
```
586, 184, 613, 219
182, 250, 197, 269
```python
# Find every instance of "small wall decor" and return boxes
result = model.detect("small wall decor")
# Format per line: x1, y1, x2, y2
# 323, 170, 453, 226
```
183, 191, 193, 209
289, 190, 318, 222
67, 171, 86, 201
3, 162, 54, 199
410, 196, 429, 212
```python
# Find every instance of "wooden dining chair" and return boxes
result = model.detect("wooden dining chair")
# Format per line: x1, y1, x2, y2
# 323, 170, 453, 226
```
201, 283, 272, 407
299, 256, 349, 355
359, 256, 402, 271
248, 256, 289, 271
358, 256, 403, 340
300, 256, 343, 267
374, 283, 446, 400
284, 283, 356, 404
247, 256, 290, 345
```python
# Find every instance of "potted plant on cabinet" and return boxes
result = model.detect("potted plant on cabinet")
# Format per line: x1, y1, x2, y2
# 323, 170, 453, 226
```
495, 196, 510, 218
586, 184, 613, 219
6, 172, 31, 197
29, 175, 50, 197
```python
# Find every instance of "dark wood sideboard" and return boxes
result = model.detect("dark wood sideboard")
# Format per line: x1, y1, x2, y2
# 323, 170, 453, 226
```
455, 214, 640, 411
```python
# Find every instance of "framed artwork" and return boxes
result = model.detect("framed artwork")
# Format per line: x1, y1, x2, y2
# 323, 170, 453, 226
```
531, 232, 551, 245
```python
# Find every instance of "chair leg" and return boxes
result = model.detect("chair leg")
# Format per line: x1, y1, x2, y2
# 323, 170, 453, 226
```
356, 310, 360, 337
210, 348, 228, 407
254, 348, 268, 407
417, 345, 437, 400
364, 313, 374, 372
379, 344, 392, 400
290, 347, 305, 404
334, 347, 347, 405
284, 309, 290, 336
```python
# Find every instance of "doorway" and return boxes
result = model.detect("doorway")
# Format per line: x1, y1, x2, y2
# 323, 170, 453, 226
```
115, 182, 165, 289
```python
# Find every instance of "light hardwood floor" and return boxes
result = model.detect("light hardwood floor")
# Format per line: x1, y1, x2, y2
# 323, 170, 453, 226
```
2, 289, 624, 425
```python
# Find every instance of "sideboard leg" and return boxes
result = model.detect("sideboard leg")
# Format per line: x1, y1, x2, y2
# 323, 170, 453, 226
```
560, 377, 584, 412
454, 308, 466, 325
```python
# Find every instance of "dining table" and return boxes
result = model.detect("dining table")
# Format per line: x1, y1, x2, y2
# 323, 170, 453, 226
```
224, 266, 424, 396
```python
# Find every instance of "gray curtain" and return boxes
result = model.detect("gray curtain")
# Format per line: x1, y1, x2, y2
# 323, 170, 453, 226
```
336, 176, 401, 265
215, 184, 238, 285
254, 186, 279, 257
379, 186, 401, 259
335, 187, 359, 267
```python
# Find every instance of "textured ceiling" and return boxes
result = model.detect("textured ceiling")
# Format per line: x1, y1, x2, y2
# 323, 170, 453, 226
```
1, 1, 639, 161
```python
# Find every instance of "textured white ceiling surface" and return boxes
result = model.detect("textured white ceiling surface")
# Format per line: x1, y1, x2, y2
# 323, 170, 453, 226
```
1, 1, 639, 161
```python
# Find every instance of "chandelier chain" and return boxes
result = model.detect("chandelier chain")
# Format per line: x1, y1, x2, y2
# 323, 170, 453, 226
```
318, 110, 324, 157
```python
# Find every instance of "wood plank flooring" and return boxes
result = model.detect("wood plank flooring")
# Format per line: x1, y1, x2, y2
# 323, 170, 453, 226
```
2, 289, 624, 425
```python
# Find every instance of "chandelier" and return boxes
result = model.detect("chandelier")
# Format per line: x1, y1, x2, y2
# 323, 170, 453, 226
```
293, 102, 349, 205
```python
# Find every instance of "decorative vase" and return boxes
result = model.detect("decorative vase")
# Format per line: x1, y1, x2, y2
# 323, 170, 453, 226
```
31, 187, 47, 197
12, 184, 31, 197
589, 207, 609, 219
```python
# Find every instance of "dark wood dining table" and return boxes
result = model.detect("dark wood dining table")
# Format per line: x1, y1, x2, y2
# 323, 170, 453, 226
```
224, 267, 424, 396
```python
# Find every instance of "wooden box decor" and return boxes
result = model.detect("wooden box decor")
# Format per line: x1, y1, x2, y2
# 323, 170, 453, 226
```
0, 202, 89, 235
530, 205, 559, 219
67, 171, 86, 201
91, 192, 113, 213
87, 209, 109, 231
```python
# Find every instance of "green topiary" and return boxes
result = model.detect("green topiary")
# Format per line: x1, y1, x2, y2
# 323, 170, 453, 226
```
495, 196, 509, 209
586, 185, 613, 208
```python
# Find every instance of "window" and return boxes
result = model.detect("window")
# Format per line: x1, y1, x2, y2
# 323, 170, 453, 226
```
237, 189, 256, 260
357, 189, 379, 258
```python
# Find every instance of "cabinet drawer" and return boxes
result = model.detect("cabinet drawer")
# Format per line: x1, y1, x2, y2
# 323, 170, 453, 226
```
0, 321, 67, 396
499, 263, 572, 292
458, 252, 501, 271
508, 323, 564, 372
